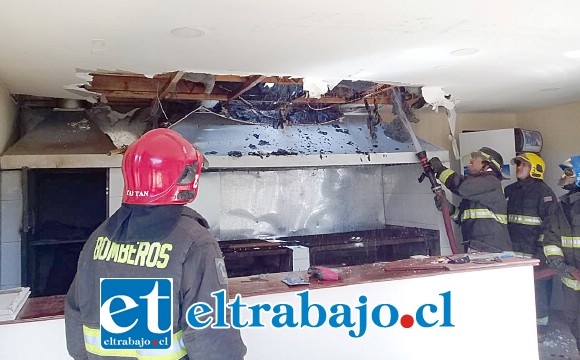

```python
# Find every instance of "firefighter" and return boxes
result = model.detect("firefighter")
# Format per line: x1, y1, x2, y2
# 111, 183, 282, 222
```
544, 155, 580, 352
65, 129, 247, 360
429, 147, 512, 252
505, 153, 559, 341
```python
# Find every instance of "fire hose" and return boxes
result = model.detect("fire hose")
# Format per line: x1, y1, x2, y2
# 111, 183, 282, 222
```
390, 88, 460, 254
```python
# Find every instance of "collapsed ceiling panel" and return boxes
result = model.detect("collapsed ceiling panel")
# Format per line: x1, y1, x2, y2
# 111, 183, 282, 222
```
71, 70, 428, 136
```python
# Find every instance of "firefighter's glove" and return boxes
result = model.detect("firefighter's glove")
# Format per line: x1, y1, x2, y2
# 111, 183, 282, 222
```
429, 157, 445, 175
434, 195, 456, 216
565, 267, 580, 280
547, 257, 579, 278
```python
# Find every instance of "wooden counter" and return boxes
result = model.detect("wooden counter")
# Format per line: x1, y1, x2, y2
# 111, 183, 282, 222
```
229, 255, 538, 297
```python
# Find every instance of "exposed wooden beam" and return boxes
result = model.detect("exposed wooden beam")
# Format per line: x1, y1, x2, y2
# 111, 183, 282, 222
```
95, 90, 229, 101
361, 84, 394, 99
227, 75, 266, 102
292, 96, 347, 104
90, 72, 302, 85
215, 74, 302, 85
87, 72, 403, 106
159, 71, 185, 99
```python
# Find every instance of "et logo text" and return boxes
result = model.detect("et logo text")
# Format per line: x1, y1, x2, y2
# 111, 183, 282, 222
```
100, 278, 173, 350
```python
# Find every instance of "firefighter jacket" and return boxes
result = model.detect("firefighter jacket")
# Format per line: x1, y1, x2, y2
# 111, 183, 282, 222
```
65, 204, 247, 360
438, 168, 512, 252
505, 177, 559, 260
544, 189, 580, 291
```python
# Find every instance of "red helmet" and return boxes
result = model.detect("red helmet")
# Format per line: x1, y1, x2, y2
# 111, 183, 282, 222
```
122, 128, 205, 205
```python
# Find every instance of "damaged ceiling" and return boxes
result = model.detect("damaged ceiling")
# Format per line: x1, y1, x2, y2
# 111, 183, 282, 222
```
2, 1, 580, 112
13, 71, 427, 149
3, 74, 446, 169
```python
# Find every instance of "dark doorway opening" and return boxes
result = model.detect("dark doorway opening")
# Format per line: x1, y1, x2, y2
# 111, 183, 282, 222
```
22, 169, 107, 296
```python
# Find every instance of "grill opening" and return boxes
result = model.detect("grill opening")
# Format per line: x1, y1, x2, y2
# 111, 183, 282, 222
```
22, 168, 108, 296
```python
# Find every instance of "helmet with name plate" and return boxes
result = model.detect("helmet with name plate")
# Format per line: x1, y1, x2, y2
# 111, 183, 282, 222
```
122, 128, 206, 205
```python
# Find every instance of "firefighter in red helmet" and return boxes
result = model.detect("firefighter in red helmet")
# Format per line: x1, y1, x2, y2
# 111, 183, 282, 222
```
65, 129, 247, 360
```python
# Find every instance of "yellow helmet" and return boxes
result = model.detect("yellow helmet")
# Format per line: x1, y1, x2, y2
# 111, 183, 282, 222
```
511, 152, 545, 180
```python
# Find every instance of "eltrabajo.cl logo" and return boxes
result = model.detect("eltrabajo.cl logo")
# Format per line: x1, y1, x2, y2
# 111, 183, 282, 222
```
100, 278, 172, 350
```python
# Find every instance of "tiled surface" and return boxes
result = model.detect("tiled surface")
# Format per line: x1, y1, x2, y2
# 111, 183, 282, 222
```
386, 164, 434, 195
1, 242, 20, 286
1, 200, 22, 243
382, 162, 460, 251
109, 196, 122, 217
1, 170, 23, 289
383, 193, 439, 228
0, 284, 20, 290
108, 168, 123, 197
1, 171, 22, 201
383, 164, 441, 230
187, 172, 221, 232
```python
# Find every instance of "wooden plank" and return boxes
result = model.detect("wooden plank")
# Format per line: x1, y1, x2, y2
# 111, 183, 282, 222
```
361, 84, 393, 99
90, 73, 223, 100
88, 72, 407, 106
227, 75, 266, 102
215, 74, 302, 84
159, 71, 185, 99
292, 96, 347, 104
91, 72, 302, 84
95, 90, 229, 101
90, 74, 163, 92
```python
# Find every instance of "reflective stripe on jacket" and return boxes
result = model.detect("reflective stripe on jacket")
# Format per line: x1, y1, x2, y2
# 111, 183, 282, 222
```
83, 325, 187, 360
543, 190, 580, 291
438, 168, 512, 252
65, 205, 247, 360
